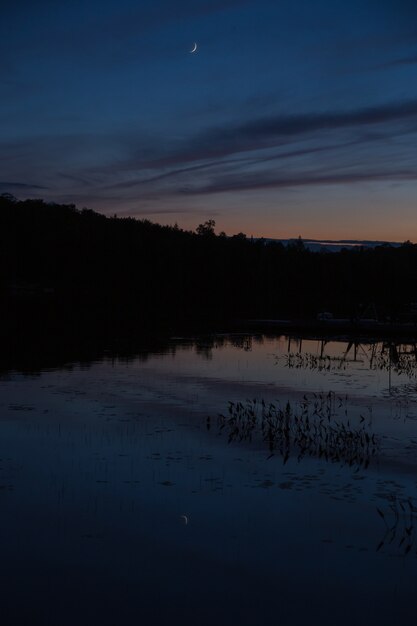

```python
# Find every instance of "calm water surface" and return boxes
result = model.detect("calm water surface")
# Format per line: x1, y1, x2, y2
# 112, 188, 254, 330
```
1, 334, 417, 625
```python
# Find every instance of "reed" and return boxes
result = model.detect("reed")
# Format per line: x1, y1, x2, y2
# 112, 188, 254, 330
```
218, 392, 378, 468
376, 496, 417, 557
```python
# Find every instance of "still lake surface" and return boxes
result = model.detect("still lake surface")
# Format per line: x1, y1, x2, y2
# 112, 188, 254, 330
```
1, 334, 417, 625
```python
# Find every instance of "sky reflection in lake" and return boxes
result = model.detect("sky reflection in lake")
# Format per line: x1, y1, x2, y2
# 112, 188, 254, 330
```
1, 334, 417, 626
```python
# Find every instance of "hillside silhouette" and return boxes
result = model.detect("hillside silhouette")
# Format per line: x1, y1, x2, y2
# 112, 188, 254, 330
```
1, 195, 417, 337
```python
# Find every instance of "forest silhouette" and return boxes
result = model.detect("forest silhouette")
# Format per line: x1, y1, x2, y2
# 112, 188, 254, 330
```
1, 194, 417, 338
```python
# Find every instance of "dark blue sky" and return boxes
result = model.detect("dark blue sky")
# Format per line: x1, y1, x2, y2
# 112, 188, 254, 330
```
2, 0, 417, 238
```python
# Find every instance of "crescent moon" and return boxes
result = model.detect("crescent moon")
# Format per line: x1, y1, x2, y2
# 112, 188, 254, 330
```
180, 515, 189, 525
190, 43, 197, 53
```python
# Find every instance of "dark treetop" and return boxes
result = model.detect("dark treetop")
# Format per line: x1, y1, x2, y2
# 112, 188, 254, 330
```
1, 196, 417, 336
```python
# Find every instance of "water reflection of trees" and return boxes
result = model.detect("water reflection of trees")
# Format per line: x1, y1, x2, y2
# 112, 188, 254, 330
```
282, 338, 417, 379
0, 332, 263, 376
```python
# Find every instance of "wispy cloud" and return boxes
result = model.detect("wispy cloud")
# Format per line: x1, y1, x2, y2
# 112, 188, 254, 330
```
3, 98, 417, 208
376, 54, 417, 70
134, 99, 417, 169
89, 98, 417, 203
179, 169, 417, 196
0, 181, 46, 190
106, 141, 361, 191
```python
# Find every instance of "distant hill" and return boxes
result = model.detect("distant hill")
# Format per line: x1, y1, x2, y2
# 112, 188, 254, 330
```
264, 238, 403, 252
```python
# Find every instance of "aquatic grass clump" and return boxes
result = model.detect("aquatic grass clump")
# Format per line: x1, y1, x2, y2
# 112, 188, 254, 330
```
283, 352, 349, 372
372, 349, 417, 378
218, 392, 378, 468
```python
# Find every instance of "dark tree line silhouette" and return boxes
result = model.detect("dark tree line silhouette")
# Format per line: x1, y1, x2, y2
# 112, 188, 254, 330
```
1, 194, 417, 336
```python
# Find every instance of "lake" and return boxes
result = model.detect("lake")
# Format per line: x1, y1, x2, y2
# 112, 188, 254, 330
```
1, 333, 417, 625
